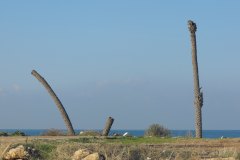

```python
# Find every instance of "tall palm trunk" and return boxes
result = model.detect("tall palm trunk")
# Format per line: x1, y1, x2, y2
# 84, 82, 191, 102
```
31, 70, 75, 135
188, 20, 203, 138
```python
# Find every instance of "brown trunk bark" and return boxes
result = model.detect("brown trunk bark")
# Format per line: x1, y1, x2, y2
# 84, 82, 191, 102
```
188, 20, 203, 138
102, 117, 114, 136
31, 70, 75, 136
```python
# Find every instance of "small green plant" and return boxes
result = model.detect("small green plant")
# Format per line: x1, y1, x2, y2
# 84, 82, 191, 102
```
11, 130, 26, 136
33, 143, 56, 159
144, 124, 170, 137
41, 129, 66, 136
0, 131, 8, 136
23, 144, 42, 159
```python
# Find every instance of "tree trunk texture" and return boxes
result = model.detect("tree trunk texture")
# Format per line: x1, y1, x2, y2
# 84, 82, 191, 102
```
188, 20, 203, 138
102, 117, 114, 136
31, 70, 75, 135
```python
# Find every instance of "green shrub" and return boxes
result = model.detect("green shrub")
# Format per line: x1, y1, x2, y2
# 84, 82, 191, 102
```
11, 130, 26, 136
0, 131, 8, 136
33, 143, 56, 159
144, 124, 170, 137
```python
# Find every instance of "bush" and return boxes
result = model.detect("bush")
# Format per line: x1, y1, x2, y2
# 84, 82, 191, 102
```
11, 130, 26, 136
0, 131, 8, 136
31, 143, 56, 159
144, 124, 170, 137
41, 129, 66, 136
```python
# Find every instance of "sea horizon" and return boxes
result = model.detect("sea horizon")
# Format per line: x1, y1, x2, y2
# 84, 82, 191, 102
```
1, 129, 240, 138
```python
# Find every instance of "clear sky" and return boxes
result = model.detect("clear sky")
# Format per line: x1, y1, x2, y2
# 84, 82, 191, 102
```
0, 1, 240, 130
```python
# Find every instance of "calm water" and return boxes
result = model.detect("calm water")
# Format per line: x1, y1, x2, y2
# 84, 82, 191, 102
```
1, 129, 240, 138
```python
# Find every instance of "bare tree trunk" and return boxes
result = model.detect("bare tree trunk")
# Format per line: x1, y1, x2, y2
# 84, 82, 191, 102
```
102, 117, 114, 136
188, 20, 203, 138
31, 70, 75, 136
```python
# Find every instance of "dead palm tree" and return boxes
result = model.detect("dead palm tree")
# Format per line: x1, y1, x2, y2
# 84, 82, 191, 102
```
31, 70, 75, 135
188, 20, 203, 138
102, 117, 114, 136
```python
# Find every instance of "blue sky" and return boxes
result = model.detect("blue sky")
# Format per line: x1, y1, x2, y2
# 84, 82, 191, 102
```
0, 1, 240, 130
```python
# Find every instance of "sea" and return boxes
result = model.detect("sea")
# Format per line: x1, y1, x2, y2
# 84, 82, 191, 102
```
1, 129, 240, 138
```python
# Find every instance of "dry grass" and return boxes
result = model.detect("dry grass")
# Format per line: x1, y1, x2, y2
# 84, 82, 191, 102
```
41, 129, 66, 136
1, 137, 240, 159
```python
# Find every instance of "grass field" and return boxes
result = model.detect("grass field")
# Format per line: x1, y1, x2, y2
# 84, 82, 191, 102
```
1, 136, 240, 159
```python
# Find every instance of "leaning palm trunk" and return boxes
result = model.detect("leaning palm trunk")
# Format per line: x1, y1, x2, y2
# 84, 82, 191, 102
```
188, 20, 203, 138
31, 70, 75, 135
102, 117, 114, 136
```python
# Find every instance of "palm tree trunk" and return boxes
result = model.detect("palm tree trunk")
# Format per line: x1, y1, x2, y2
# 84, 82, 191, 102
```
31, 70, 75, 136
188, 20, 203, 138
102, 117, 114, 136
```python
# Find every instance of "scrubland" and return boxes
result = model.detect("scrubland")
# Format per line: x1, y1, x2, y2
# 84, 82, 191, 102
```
1, 136, 240, 159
